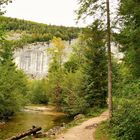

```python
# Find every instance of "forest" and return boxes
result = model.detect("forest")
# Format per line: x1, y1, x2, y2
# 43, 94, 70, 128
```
0, 0, 140, 140
0, 16, 81, 42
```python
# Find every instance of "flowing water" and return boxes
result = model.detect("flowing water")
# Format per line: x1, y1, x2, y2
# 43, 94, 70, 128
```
0, 105, 69, 140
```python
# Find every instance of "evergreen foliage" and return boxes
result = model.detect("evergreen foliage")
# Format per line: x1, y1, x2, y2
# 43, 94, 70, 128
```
111, 80, 140, 140
46, 23, 108, 115
101, 1, 140, 139
76, 1, 140, 139
0, 32, 28, 120
0, 16, 81, 41
1, 2, 139, 139
116, 0, 140, 79
81, 22, 108, 107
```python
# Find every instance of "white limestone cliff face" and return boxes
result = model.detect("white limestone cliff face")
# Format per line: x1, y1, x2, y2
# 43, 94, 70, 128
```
14, 42, 49, 79
111, 42, 124, 62
13, 40, 76, 79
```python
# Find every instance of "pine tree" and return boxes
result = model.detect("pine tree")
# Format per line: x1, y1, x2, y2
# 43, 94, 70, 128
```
77, 0, 113, 118
81, 22, 108, 108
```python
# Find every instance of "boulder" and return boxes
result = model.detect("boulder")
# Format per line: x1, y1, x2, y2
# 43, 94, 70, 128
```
74, 114, 85, 120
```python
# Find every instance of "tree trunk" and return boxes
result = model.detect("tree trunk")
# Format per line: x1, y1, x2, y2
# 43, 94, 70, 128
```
106, 0, 113, 120
7, 126, 42, 140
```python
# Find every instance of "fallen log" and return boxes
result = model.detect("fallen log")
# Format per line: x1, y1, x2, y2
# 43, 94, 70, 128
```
7, 126, 42, 140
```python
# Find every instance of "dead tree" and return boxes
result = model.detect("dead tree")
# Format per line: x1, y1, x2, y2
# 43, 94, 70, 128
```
7, 126, 42, 140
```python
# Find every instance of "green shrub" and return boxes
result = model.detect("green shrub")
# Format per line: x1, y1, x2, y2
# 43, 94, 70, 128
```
95, 121, 113, 140
29, 80, 49, 104
60, 71, 88, 116
0, 66, 28, 120
111, 80, 140, 140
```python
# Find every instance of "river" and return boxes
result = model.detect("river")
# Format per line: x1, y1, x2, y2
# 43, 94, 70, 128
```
0, 105, 69, 140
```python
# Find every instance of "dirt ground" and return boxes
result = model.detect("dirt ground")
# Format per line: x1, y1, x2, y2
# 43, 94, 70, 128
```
54, 111, 109, 140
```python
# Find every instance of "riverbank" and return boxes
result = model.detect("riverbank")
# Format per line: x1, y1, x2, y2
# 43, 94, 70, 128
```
24, 105, 66, 116
34, 110, 108, 140
0, 105, 69, 140
0, 106, 108, 140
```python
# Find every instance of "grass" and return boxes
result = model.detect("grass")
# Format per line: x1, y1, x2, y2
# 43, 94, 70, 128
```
94, 121, 114, 140
85, 107, 107, 118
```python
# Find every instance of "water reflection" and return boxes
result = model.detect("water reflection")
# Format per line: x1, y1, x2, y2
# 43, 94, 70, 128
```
0, 106, 68, 140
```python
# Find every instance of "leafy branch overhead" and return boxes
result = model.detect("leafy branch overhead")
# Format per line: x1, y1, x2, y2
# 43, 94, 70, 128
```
0, 0, 13, 15
77, 0, 106, 21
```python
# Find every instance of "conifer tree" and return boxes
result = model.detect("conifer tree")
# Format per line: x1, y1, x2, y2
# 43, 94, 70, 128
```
77, 0, 113, 119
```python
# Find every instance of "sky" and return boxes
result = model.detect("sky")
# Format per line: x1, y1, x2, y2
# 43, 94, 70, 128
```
4, 0, 90, 27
